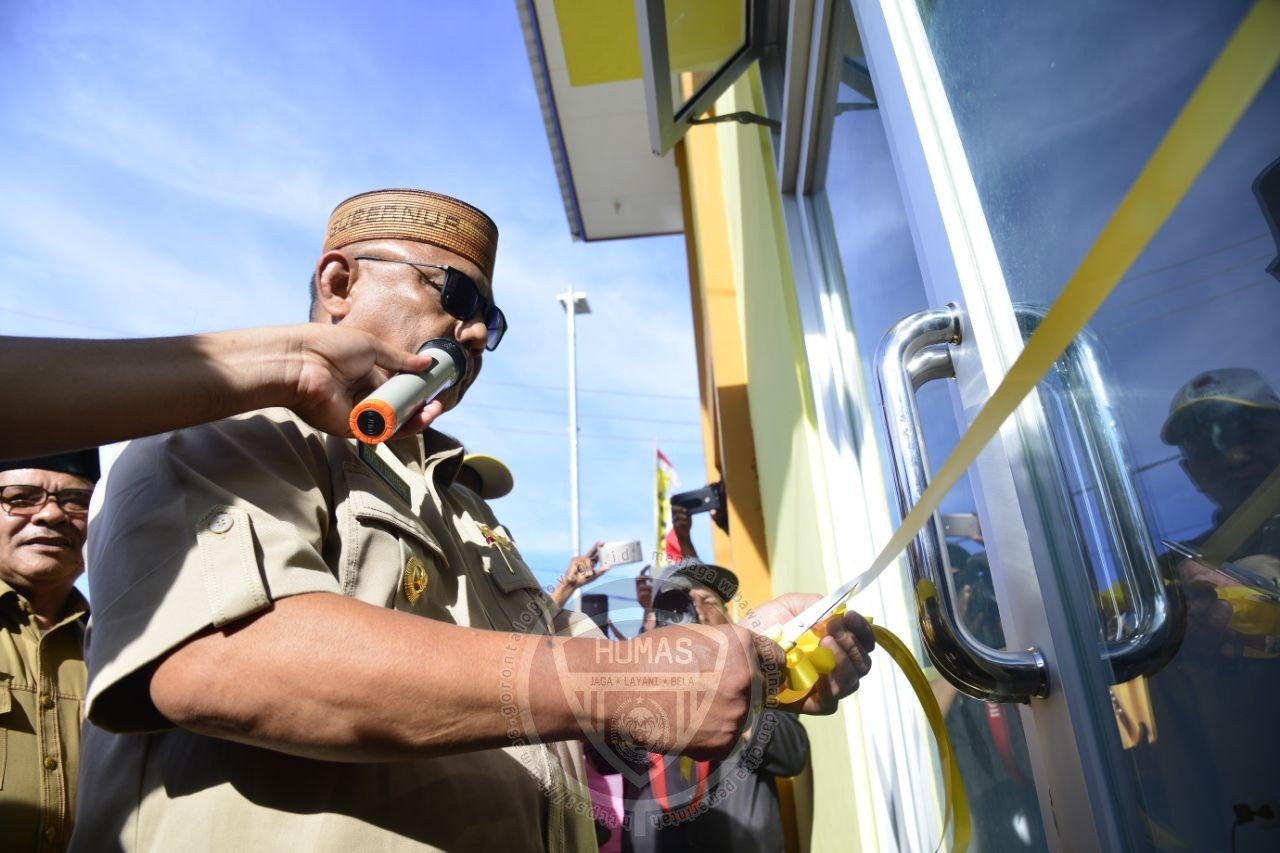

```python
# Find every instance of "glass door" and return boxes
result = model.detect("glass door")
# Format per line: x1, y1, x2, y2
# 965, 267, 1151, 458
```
791, 1, 1054, 847
842, 0, 1280, 849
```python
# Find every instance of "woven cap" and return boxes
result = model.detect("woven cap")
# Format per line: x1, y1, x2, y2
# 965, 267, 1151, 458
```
1161, 367, 1280, 444
324, 189, 498, 282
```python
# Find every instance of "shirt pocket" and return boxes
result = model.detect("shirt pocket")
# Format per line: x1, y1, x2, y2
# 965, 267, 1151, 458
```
470, 522, 541, 595
345, 488, 454, 621
468, 523, 554, 631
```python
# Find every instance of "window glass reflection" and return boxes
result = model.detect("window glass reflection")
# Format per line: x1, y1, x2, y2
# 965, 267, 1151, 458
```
821, 41, 1048, 851
663, 0, 746, 112
914, 1, 1279, 848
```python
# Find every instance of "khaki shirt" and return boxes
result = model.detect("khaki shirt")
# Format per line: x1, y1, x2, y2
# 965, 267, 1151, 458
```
0, 580, 88, 853
72, 409, 595, 852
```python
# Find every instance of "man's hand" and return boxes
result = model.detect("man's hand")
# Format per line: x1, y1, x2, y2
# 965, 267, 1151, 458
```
284, 325, 436, 437
564, 541, 609, 590
605, 594, 873, 759
741, 593, 875, 715
549, 541, 609, 607
670, 504, 704, 562
1176, 555, 1280, 658
608, 622, 788, 760
634, 567, 654, 612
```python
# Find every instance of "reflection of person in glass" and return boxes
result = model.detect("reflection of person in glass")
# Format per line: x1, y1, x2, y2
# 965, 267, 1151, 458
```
1137, 367, 1280, 851
1161, 368, 1280, 658
934, 548, 1044, 851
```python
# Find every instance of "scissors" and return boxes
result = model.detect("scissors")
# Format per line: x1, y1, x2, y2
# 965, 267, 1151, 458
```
762, 567, 879, 702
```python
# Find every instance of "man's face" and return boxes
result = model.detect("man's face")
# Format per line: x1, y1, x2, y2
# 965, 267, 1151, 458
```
1179, 408, 1280, 515
330, 239, 494, 412
0, 469, 92, 595
690, 585, 729, 626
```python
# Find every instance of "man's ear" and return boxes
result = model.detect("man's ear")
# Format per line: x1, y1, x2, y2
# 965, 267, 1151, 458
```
315, 252, 355, 322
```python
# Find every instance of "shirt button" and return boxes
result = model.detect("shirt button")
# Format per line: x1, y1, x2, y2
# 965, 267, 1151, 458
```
209, 513, 235, 534
44, 757, 58, 770
40, 694, 55, 708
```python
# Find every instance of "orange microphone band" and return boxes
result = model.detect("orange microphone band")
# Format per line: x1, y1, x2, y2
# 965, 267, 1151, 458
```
349, 339, 469, 445
350, 398, 400, 444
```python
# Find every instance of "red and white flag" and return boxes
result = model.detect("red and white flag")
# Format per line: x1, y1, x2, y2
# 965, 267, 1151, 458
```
655, 449, 683, 564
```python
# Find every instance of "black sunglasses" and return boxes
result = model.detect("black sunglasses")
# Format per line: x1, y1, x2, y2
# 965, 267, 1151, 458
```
353, 255, 507, 351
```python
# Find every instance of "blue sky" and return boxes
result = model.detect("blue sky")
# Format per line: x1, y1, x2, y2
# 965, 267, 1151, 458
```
0, 0, 713, 593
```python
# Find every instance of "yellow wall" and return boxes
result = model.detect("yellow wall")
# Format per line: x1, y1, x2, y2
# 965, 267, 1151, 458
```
680, 66, 876, 852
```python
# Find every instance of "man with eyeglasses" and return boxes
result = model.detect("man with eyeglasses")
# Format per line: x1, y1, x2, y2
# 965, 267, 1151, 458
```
73, 188, 873, 852
0, 449, 98, 851
1129, 368, 1280, 851
1162, 366, 1280, 630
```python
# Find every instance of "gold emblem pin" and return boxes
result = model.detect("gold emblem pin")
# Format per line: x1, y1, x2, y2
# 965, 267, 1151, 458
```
403, 556, 428, 604
477, 523, 517, 573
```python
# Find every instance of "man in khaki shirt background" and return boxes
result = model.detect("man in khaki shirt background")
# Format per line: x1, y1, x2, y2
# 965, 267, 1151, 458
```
0, 449, 98, 852
72, 188, 875, 851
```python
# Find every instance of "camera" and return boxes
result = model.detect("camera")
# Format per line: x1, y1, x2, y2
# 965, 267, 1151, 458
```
648, 563, 738, 628
652, 580, 700, 628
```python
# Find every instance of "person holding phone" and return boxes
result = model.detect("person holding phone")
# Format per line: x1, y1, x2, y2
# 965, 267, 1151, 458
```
550, 540, 610, 607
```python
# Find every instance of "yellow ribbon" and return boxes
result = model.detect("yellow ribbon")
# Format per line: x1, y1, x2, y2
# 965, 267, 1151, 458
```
874, 623, 971, 853
761, 6, 1277, 847
767, 608, 842, 704
778, 0, 1280, 642
767, 610, 970, 851
1200, 465, 1280, 568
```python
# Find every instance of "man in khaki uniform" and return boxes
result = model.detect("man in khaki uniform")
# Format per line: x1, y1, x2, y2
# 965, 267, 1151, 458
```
0, 449, 98, 852
72, 189, 875, 852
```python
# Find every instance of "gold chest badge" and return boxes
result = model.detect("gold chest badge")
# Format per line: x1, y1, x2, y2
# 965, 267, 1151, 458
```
476, 523, 517, 573
403, 556, 429, 604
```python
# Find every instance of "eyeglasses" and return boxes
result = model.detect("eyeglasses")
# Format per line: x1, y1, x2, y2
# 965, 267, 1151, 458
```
354, 255, 507, 351
0, 485, 93, 517
1179, 408, 1280, 461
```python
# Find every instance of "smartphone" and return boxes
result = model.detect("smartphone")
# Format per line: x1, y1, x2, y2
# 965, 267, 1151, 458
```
670, 484, 722, 515
581, 593, 610, 631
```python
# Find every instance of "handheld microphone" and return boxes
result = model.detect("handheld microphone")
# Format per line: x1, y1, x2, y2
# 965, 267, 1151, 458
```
349, 338, 469, 444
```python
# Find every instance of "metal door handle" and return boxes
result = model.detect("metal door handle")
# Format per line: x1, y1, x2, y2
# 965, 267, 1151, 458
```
875, 305, 1049, 701
1014, 306, 1184, 682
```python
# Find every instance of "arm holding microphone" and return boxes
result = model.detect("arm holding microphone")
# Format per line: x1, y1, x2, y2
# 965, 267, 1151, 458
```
0, 324, 435, 458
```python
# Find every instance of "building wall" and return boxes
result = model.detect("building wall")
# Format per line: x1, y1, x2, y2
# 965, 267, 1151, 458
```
681, 64, 889, 852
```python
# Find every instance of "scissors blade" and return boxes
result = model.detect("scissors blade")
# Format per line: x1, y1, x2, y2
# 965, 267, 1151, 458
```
775, 568, 873, 649
1162, 538, 1280, 601
1160, 538, 1198, 561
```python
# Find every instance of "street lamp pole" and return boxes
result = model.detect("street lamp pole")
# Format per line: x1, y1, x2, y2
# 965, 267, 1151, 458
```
555, 291, 590, 575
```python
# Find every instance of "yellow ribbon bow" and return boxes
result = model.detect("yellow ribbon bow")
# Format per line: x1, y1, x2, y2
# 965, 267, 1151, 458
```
766, 608, 971, 851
